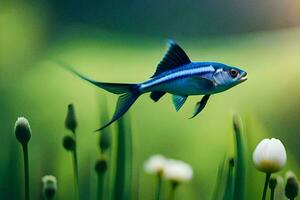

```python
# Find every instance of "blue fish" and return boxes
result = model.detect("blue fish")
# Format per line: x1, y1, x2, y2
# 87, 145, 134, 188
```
57, 40, 247, 130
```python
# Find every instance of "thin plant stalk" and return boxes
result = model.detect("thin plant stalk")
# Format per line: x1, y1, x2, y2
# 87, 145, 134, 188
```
169, 182, 178, 200
114, 116, 132, 200
72, 148, 79, 200
262, 173, 271, 200
97, 173, 105, 200
73, 129, 79, 200
104, 148, 113, 200
22, 144, 30, 200
223, 159, 234, 200
115, 118, 127, 200
64, 104, 79, 199
270, 187, 275, 200
211, 156, 226, 200
232, 114, 247, 200
155, 174, 162, 200
44, 194, 55, 200
98, 97, 112, 200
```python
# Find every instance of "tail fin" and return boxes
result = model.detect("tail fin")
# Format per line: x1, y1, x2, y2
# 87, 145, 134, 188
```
96, 91, 139, 131
53, 60, 140, 130
53, 60, 134, 94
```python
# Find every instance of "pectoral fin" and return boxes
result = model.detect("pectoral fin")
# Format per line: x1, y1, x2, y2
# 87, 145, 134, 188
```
150, 91, 166, 102
190, 95, 210, 118
172, 95, 188, 111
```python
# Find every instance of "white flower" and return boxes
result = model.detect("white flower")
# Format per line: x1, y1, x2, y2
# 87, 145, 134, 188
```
164, 159, 193, 183
15, 117, 30, 126
15, 117, 32, 145
42, 175, 57, 188
42, 175, 57, 198
144, 155, 168, 175
253, 138, 287, 173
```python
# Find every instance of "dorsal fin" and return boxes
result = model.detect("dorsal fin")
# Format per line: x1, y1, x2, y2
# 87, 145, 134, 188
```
151, 40, 191, 78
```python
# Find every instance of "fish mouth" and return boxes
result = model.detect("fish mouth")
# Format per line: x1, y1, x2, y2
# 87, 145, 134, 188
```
239, 72, 248, 82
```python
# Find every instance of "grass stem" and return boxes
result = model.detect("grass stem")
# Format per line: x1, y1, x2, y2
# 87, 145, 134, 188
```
232, 114, 246, 200
223, 158, 234, 200
155, 174, 162, 200
270, 188, 275, 200
169, 182, 178, 200
97, 173, 105, 200
114, 116, 132, 200
22, 144, 30, 200
262, 173, 271, 200
72, 148, 79, 200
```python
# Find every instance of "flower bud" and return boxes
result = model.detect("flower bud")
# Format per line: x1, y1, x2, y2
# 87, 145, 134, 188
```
253, 138, 287, 173
65, 104, 77, 134
232, 113, 242, 134
164, 159, 193, 183
144, 155, 168, 176
41, 175, 57, 199
15, 117, 32, 145
62, 135, 76, 151
269, 176, 277, 190
95, 156, 107, 174
229, 157, 235, 167
99, 129, 111, 152
285, 171, 299, 200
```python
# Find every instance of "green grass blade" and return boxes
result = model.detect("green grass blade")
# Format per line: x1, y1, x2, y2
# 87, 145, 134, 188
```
211, 155, 227, 200
97, 173, 105, 200
125, 116, 133, 200
232, 114, 247, 200
98, 97, 114, 200
223, 158, 234, 200
99, 98, 112, 154
114, 114, 133, 200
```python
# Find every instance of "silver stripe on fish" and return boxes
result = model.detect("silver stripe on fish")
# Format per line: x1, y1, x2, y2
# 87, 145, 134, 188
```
140, 65, 215, 89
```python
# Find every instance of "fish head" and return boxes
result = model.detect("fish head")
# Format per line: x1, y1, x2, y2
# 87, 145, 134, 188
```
212, 63, 247, 91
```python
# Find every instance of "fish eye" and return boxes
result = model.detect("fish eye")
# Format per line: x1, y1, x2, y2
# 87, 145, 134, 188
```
229, 69, 239, 78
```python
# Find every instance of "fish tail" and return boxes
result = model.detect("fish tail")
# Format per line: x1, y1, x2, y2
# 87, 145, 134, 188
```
52, 59, 140, 130
53, 59, 131, 93
96, 87, 140, 131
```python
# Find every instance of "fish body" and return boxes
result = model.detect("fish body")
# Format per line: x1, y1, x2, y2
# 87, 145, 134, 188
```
139, 62, 246, 96
57, 40, 247, 130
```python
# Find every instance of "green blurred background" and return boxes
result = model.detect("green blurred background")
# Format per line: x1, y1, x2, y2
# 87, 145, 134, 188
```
1, 1, 300, 199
